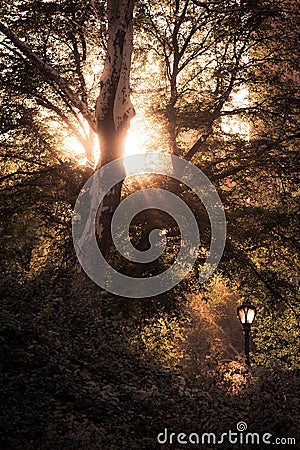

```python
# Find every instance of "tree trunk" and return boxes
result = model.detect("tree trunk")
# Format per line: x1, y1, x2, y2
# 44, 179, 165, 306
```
0, 0, 136, 264
93, 0, 135, 258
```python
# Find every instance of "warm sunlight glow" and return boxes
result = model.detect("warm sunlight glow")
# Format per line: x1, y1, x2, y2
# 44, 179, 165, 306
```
63, 136, 86, 164
221, 87, 250, 139
60, 104, 172, 175
124, 116, 147, 173
124, 122, 146, 158
62, 116, 170, 175
63, 132, 100, 168
124, 113, 172, 175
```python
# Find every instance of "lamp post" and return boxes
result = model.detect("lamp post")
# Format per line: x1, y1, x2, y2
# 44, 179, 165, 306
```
237, 299, 257, 366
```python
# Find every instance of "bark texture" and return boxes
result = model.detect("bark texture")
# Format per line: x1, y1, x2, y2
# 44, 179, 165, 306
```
0, 0, 136, 261
94, 0, 135, 258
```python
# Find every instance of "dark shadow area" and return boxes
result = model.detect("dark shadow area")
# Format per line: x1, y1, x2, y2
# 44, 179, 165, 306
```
1, 269, 299, 449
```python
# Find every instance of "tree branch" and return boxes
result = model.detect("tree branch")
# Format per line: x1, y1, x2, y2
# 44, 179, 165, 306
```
35, 96, 89, 149
0, 22, 96, 132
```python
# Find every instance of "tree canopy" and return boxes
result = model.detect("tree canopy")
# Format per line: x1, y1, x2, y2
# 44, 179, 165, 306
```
0, 0, 299, 447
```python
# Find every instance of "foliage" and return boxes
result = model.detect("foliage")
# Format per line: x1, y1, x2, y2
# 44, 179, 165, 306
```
1, 270, 299, 449
0, 0, 299, 447
133, 0, 300, 368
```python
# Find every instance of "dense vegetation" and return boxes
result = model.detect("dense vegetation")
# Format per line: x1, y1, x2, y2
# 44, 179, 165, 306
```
1, 0, 299, 448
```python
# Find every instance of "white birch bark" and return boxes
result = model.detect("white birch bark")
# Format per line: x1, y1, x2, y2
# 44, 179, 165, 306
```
95, 0, 135, 166
91, 0, 136, 256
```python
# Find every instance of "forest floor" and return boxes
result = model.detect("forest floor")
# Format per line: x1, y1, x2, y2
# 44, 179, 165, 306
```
1, 270, 299, 449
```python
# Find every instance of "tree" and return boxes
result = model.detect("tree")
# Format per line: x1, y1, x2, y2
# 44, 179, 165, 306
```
0, 0, 135, 258
133, 0, 299, 366
1, 0, 299, 366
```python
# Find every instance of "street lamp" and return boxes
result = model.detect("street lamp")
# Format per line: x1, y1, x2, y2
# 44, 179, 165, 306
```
237, 299, 257, 366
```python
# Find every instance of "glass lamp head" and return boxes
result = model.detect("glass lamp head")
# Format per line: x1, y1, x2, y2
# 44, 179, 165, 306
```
237, 299, 256, 325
